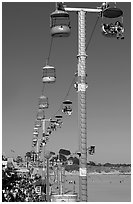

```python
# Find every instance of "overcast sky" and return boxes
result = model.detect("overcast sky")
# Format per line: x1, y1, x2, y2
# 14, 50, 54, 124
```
2, 2, 131, 163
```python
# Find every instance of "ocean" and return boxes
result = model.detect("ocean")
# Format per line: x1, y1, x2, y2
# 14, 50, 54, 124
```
62, 174, 131, 202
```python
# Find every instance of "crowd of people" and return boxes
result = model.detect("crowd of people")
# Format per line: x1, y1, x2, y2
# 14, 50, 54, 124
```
102, 21, 124, 39
2, 167, 47, 202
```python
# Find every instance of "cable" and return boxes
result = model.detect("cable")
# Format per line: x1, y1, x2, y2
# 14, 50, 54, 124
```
51, 73, 77, 118
64, 75, 76, 101
47, 37, 54, 65
86, 15, 100, 51
41, 82, 45, 96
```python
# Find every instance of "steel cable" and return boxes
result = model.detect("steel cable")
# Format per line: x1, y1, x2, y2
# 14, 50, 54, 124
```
86, 15, 100, 51
47, 37, 54, 65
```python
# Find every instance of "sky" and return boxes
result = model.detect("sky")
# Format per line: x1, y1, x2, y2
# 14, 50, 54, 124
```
2, 1, 131, 164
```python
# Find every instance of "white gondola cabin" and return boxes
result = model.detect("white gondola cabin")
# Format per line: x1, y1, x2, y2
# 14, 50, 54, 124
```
50, 10, 71, 37
35, 119, 42, 128
33, 131, 38, 137
39, 95, 49, 109
33, 127, 39, 133
32, 138, 37, 146
101, 3, 124, 39
37, 109, 44, 120
62, 100, 73, 116
42, 65, 56, 83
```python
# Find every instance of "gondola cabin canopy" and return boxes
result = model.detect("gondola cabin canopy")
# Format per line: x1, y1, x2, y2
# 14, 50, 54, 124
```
42, 65, 56, 83
50, 10, 71, 37
63, 100, 72, 105
55, 115, 63, 121
103, 7, 123, 18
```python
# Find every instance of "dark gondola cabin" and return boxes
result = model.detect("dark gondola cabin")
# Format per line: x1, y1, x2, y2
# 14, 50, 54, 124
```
62, 100, 73, 116
101, 3, 124, 39
55, 115, 63, 127
46, 127, 52, 135
50, 120, 57, 131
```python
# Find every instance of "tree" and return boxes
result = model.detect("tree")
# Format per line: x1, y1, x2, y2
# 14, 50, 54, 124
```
89, 161, 96, 166
103, 163, 112, 167
60, 154, 67, 162
2, 154, 7, 161
73, 157, 79, 165
25, 151, 32, 162
16, 155, 23, 164
59, 149, 71, 156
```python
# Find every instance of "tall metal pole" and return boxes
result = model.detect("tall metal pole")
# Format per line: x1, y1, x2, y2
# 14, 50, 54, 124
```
42, 118, 46, 182
78, 10, 87, 202
46, 158, 50, 201
51, 3, 103, 202
36, 139, 39, 171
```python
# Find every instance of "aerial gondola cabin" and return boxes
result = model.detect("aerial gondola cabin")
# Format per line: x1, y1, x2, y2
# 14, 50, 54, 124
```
33, 131, 38, 137
35, 119, 42, 128
32, 138, 37, 146
50, 10, 71, 37
62, 100, 73, 116
42, 65, 56, 83
55, 115, 63, 127
37, 109, 44, 120
40, 142, 43, 148
88, 146, 95, 155
101, 3, 124, 39
39, 95, 49, 109
33, 127, 39, 133
50, 119, 57, 131
46, 126, 52, 135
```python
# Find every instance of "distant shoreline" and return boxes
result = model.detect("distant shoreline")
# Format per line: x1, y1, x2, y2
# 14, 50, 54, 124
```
64, 171, 131, 176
